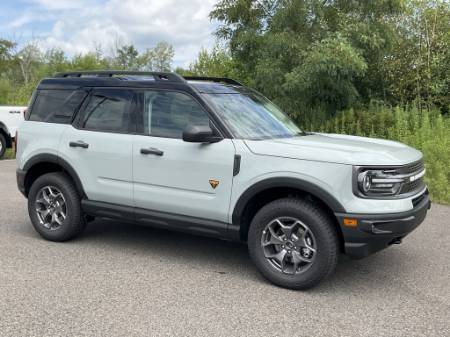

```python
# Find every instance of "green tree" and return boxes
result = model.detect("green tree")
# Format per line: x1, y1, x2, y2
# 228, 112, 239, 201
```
114, 44, 140, 70
151, 41, 174, 72
186, 46, 236, 77
0, 39, 16, 73
211, 0, 406, 117
16, 42, 42, 84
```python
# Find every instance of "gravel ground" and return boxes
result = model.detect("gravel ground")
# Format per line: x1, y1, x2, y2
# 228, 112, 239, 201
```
0, 159, 449, 337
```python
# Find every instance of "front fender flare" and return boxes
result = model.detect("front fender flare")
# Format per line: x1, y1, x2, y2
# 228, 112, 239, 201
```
232, 177, 346, 227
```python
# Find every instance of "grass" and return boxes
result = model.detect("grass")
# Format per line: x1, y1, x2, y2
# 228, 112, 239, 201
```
1, 148, 15, 160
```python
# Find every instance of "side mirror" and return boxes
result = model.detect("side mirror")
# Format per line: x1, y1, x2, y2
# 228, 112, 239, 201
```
182, 124, 222, 143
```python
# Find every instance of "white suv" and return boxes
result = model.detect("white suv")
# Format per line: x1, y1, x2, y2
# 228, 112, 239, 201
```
0, 105, 26, 158
16, 71, 430, 289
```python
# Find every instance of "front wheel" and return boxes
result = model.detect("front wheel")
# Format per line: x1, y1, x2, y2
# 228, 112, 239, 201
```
248, 198, 339, 290
28, 172, 86, 242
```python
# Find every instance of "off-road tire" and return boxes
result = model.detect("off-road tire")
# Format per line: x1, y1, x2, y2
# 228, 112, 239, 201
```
248, 197, 339, 290
28, 172, 86, 241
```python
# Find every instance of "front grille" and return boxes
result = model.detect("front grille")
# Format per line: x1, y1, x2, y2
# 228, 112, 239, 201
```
400, 178, 425, 194
397, 160, 426, 195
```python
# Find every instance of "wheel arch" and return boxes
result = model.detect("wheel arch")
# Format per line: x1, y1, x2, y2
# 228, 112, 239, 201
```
23, 153, 86, 199
232, 177, 346, 244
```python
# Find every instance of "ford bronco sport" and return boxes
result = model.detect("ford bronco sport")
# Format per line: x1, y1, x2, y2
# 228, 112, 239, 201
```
16, 71, 430, 289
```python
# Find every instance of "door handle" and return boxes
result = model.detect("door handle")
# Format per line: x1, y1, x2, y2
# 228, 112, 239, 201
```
140, 147, 164, 156
69, 141, 89, 149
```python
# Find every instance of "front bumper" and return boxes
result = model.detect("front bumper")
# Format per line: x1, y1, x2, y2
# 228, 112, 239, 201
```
335, 190, 431, 258
16, 169, 26, 197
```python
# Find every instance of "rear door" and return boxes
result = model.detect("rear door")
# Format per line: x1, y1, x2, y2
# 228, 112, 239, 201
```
58, 88, 135, 206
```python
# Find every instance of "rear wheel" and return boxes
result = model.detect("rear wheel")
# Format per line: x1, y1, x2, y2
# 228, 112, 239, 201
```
0, 133, 6, 158
248, 197, 339, 290
28, 172, 86, 241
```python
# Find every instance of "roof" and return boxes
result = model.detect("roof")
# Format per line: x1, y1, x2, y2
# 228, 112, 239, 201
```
38, 71, 244, 94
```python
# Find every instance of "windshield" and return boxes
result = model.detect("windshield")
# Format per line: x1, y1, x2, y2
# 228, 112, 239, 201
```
203, 91, 302, 140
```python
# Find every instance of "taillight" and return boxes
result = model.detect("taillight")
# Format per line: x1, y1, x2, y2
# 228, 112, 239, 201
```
14, 131, 18, 156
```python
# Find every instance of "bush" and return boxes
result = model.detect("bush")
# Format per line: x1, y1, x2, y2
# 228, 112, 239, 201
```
300, 105, 450, 204
1, 149, 15, 160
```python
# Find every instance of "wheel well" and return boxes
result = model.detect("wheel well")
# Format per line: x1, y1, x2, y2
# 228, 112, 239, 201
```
237, 187, 344, 251
24, 162, 78, 197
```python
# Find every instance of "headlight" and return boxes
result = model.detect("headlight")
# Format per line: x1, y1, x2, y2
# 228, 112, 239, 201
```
357, 169, 402, 196
354, 162, 426, 198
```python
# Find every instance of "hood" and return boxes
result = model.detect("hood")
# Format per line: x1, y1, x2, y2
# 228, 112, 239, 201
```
244, 133, 422, 166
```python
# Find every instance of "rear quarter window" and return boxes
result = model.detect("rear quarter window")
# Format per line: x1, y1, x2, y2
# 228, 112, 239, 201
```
29, 89, 88, 124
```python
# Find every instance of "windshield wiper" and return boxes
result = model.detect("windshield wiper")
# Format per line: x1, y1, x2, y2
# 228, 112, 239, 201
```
296, 131, 312, 136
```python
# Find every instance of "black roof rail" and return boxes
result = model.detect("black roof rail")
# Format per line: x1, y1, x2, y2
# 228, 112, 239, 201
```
183, 76, 243, 86
54, 71, 186, 83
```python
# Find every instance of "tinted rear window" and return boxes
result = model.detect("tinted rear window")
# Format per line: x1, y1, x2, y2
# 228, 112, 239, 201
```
29, 89, 88, 124
80, 89, 135, 133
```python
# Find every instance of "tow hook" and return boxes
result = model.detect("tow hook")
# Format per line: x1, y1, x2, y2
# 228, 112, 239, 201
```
390, 237, 402, 245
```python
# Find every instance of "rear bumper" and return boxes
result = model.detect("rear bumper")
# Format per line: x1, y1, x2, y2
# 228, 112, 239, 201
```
16, 169, 26, 197
335, 191, 431, 258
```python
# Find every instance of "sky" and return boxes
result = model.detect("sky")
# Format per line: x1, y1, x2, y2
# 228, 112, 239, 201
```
0, 0, 218, 67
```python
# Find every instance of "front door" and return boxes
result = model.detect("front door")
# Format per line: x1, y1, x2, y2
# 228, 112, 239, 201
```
133, 90, 235, 223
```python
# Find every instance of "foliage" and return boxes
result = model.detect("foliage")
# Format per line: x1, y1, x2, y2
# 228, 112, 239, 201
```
210, 0, 450, 117
176, 45, 237, 78
210, 0, 407, 115
0, 40, 175, 105
2, 149, 15, 160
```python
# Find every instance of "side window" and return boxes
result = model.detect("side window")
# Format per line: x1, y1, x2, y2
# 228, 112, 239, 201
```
29, 89, 87, 123
142, 91, 210, 139
81, 89, 134, 133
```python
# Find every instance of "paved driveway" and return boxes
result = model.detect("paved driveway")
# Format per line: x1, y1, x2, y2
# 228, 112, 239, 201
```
0, 159, 449, 337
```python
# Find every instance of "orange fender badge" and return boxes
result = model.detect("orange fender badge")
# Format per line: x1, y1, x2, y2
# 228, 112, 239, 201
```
209, 180, 220, 189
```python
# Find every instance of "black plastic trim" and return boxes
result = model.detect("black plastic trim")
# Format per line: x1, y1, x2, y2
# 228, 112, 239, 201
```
232, 177, 347, 227
16, 169, 26, 196
21, 153, 86, 198
81, 200, 240, 241
335, 191, 430, 258
55, 71, 186, 83
233, 155, 241, 176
